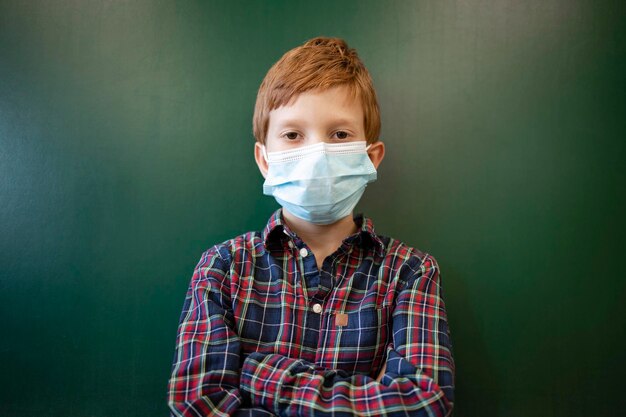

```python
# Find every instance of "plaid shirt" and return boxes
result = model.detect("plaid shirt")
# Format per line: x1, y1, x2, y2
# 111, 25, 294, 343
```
167, 208, 455, 417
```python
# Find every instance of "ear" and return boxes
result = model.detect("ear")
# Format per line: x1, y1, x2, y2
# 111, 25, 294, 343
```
367, 140, 385, 170
254, 142, 268, 178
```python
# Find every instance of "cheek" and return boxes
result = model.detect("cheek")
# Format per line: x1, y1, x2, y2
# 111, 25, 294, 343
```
262, 137, 278, 153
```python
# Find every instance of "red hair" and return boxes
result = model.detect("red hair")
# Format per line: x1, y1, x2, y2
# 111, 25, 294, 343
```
252, 36, 381, 144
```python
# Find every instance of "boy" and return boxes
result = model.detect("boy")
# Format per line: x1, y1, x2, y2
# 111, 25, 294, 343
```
167, 36, 455, 417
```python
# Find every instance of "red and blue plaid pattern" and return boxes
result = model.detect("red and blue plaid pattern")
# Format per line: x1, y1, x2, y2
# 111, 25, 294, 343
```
167, 209, 455, 416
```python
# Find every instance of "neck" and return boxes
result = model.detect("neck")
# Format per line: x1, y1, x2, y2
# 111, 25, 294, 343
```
282, 209, 358, 251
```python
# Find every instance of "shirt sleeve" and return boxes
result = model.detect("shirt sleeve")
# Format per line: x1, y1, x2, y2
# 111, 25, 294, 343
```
167, 246, 277, 417
239, 254, 455, 417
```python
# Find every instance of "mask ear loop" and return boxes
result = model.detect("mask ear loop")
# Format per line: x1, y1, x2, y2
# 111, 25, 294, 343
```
261, 144, 269, 163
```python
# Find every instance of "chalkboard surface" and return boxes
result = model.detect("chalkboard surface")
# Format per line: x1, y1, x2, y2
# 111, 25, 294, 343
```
1, 1, 624, 416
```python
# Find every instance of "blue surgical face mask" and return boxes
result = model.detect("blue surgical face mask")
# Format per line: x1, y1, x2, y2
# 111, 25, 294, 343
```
261, 140, 377, 225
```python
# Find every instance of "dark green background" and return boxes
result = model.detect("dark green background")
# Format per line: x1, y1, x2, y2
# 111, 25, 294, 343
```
1, 1, 624, 416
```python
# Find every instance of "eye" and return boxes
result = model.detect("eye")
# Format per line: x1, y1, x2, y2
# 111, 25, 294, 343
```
334, 131, 350, 140
283, 131, 300, 140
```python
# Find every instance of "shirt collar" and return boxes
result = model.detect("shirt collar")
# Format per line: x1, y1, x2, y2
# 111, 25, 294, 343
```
261, 208, 289, 246
262, 208, 385, 257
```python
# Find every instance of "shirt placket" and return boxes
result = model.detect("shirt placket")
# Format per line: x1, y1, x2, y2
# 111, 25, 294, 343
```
286, 236, 321, 363
287, 231, 360, 366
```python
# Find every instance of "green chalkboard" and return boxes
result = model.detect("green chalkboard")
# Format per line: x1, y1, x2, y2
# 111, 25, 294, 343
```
0, 1, 624, 416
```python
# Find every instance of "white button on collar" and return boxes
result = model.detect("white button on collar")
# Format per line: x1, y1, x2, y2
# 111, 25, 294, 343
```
312, 303, 322, 314
299, 248, 308, 257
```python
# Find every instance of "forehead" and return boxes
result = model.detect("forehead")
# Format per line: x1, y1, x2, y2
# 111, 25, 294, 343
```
269, 85, 363, 128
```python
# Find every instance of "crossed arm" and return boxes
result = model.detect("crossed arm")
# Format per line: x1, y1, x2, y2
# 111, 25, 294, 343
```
167, 248, 455, 417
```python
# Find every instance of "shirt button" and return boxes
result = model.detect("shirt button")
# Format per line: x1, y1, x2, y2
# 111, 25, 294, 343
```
312, 303, 323, 314
299, 248, 309, 257
288, 241, 294, 248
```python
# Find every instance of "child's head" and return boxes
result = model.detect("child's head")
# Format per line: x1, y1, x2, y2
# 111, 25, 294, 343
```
252, 36, 381, 145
